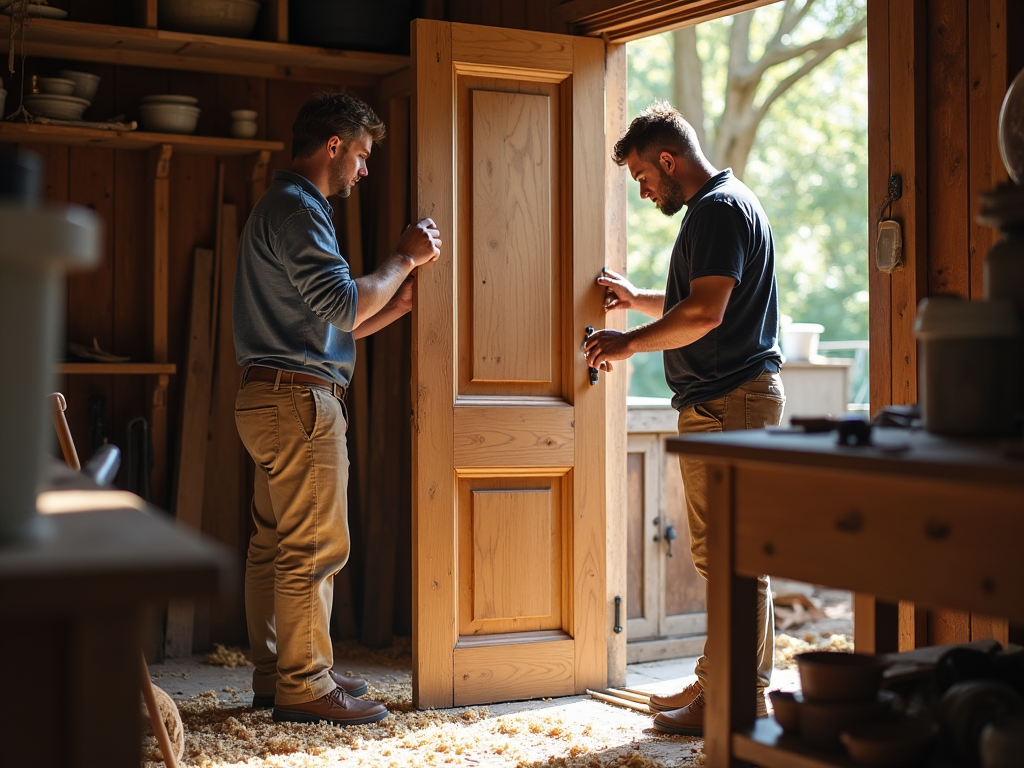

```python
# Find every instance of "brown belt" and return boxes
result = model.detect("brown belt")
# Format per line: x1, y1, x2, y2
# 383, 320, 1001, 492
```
243, 366, 347, 400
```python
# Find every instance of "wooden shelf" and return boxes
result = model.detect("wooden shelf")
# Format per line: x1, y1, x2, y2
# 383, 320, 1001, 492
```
0, 121, 284, 154
0, 16, 410, 84
733, 719, 952, 768
734, 719, 858, 768
58, 362, 177, 375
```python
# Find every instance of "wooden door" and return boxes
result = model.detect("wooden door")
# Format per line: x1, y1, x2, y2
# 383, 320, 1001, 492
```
411, 19, 613, 708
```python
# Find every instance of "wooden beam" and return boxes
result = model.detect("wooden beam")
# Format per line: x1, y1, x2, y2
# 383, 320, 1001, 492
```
867, 0, 892, 417
202, 205, 248, 645
968, 0, 1009, 299
551, 0, 778, 41
165, 247, 216, 657
361, 92, 412, 649
926, 0, 970, 298
887, 0, 928, 409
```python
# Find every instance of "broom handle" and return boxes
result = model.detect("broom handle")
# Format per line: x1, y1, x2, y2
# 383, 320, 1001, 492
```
140, 653, 179, 768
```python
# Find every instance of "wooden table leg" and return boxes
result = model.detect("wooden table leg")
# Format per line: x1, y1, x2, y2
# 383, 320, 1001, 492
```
705, 461, 757, 768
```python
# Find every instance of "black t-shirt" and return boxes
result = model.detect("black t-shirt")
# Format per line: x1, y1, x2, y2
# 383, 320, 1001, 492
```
663, 169, 782, 411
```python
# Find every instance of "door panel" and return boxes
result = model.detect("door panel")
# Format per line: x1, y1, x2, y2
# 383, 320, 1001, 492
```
413, 19, 608, 708
457, 73, 564, 399
457, 474, 568, 636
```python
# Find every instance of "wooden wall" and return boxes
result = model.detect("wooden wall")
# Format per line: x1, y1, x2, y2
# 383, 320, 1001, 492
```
6, 51, 393, 650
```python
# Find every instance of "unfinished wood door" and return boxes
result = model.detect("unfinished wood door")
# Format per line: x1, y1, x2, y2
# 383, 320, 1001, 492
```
412, 19, 611, 708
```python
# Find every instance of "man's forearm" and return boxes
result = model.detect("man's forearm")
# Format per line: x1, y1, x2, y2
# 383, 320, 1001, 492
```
624, 300, 720, 353
353, 252, 415, 326
353, 301, 408, 339
632, 289, 665, 318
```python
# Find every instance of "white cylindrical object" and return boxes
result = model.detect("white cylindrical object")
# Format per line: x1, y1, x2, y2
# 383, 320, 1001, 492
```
780, 322, 825, 361
913, 296, 1021, 437
230, 110, 258, 139
0, 205, 101, 539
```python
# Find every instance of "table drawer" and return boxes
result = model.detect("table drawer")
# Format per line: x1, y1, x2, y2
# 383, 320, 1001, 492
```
730, 464, 1024, 625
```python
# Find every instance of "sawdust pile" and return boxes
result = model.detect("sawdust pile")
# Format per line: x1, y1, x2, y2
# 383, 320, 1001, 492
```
204, 644, 254, 669
144, 638, 701, 768
774, 631, 854, 669
142, 636, 854, 767
143, 685, 701, 768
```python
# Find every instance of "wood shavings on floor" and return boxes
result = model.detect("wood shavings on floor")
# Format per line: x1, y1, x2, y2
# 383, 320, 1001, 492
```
774, 631, 854, 669
143, 666, 703, 768
203, 644, 254, 668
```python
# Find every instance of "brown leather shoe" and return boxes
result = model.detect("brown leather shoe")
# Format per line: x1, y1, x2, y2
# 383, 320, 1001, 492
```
653, 690, 707, 736
648, 680, 702, 713
252, 669, 369, 708
273, 686, 388, 726
653, 689, 769, 736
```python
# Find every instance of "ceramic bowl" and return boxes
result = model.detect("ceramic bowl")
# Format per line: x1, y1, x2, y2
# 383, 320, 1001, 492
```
796, 651, 888, 703
799, 692, 893, 752
24, 93, 90, 120
141, 94, 200, 106
35, 77, 77, 96
56, 70, 101, 101
138, 103, 200, 134
769, 690, 802, 733
230, 119, 258, 138
841, 718, 938, 767
159, 0, 261, 38
230, 108, 257, 121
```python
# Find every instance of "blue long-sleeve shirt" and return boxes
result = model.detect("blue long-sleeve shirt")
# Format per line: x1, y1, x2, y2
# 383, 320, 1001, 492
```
233, 170, 358, 387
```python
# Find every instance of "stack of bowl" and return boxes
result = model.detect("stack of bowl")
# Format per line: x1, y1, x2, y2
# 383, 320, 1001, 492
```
138, 94, 200, 135
793, 651, 893, 752
24, 73, 94, 121
57, 70, 102, 102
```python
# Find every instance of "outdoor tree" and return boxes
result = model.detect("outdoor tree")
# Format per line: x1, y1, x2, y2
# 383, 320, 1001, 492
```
672, 0, 865, 178
625, 0, 868, 398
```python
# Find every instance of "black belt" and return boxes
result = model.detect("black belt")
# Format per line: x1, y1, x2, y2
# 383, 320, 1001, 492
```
243, 366, 347, 400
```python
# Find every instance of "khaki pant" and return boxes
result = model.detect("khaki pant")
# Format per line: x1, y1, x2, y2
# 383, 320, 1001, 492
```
677, 370, 785, 695
235, 379, 350, 705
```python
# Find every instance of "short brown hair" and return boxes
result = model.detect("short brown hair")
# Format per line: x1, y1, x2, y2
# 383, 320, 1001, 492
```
612, 99, 701, 167
291, 91, 386, 159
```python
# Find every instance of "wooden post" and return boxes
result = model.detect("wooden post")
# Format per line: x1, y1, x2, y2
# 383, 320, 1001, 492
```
148, 144, 173, 507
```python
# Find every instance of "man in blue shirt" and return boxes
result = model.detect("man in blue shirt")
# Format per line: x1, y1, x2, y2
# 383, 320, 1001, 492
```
233, 91, 440, 726
585, 100, 784, 736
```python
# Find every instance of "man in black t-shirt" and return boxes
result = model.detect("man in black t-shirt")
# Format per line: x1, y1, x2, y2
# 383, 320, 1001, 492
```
584, 100, 785, 736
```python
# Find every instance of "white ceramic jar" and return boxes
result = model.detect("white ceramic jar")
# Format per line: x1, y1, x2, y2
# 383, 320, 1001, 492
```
913, 296, 1021, 436
230, 109, 258, 139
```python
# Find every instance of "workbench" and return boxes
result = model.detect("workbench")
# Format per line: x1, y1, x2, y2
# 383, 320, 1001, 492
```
666, 427, 1024, 768
0, 468, 231, 767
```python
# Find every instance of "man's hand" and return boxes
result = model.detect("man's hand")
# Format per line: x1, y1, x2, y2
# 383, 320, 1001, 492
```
395, 217, 442, 267
597, 268, 639, 311
583, 328, 634, 372
388, 273, 415, 315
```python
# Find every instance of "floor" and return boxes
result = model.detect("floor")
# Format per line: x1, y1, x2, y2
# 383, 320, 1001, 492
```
149, 578, 845, 707
142, 582, 850, 767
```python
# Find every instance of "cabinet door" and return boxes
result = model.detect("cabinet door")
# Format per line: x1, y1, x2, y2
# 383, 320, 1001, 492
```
412, 19, 610, 708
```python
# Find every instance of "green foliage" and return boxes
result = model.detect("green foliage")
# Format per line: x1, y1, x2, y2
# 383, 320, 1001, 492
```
623, 0, 868, 399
